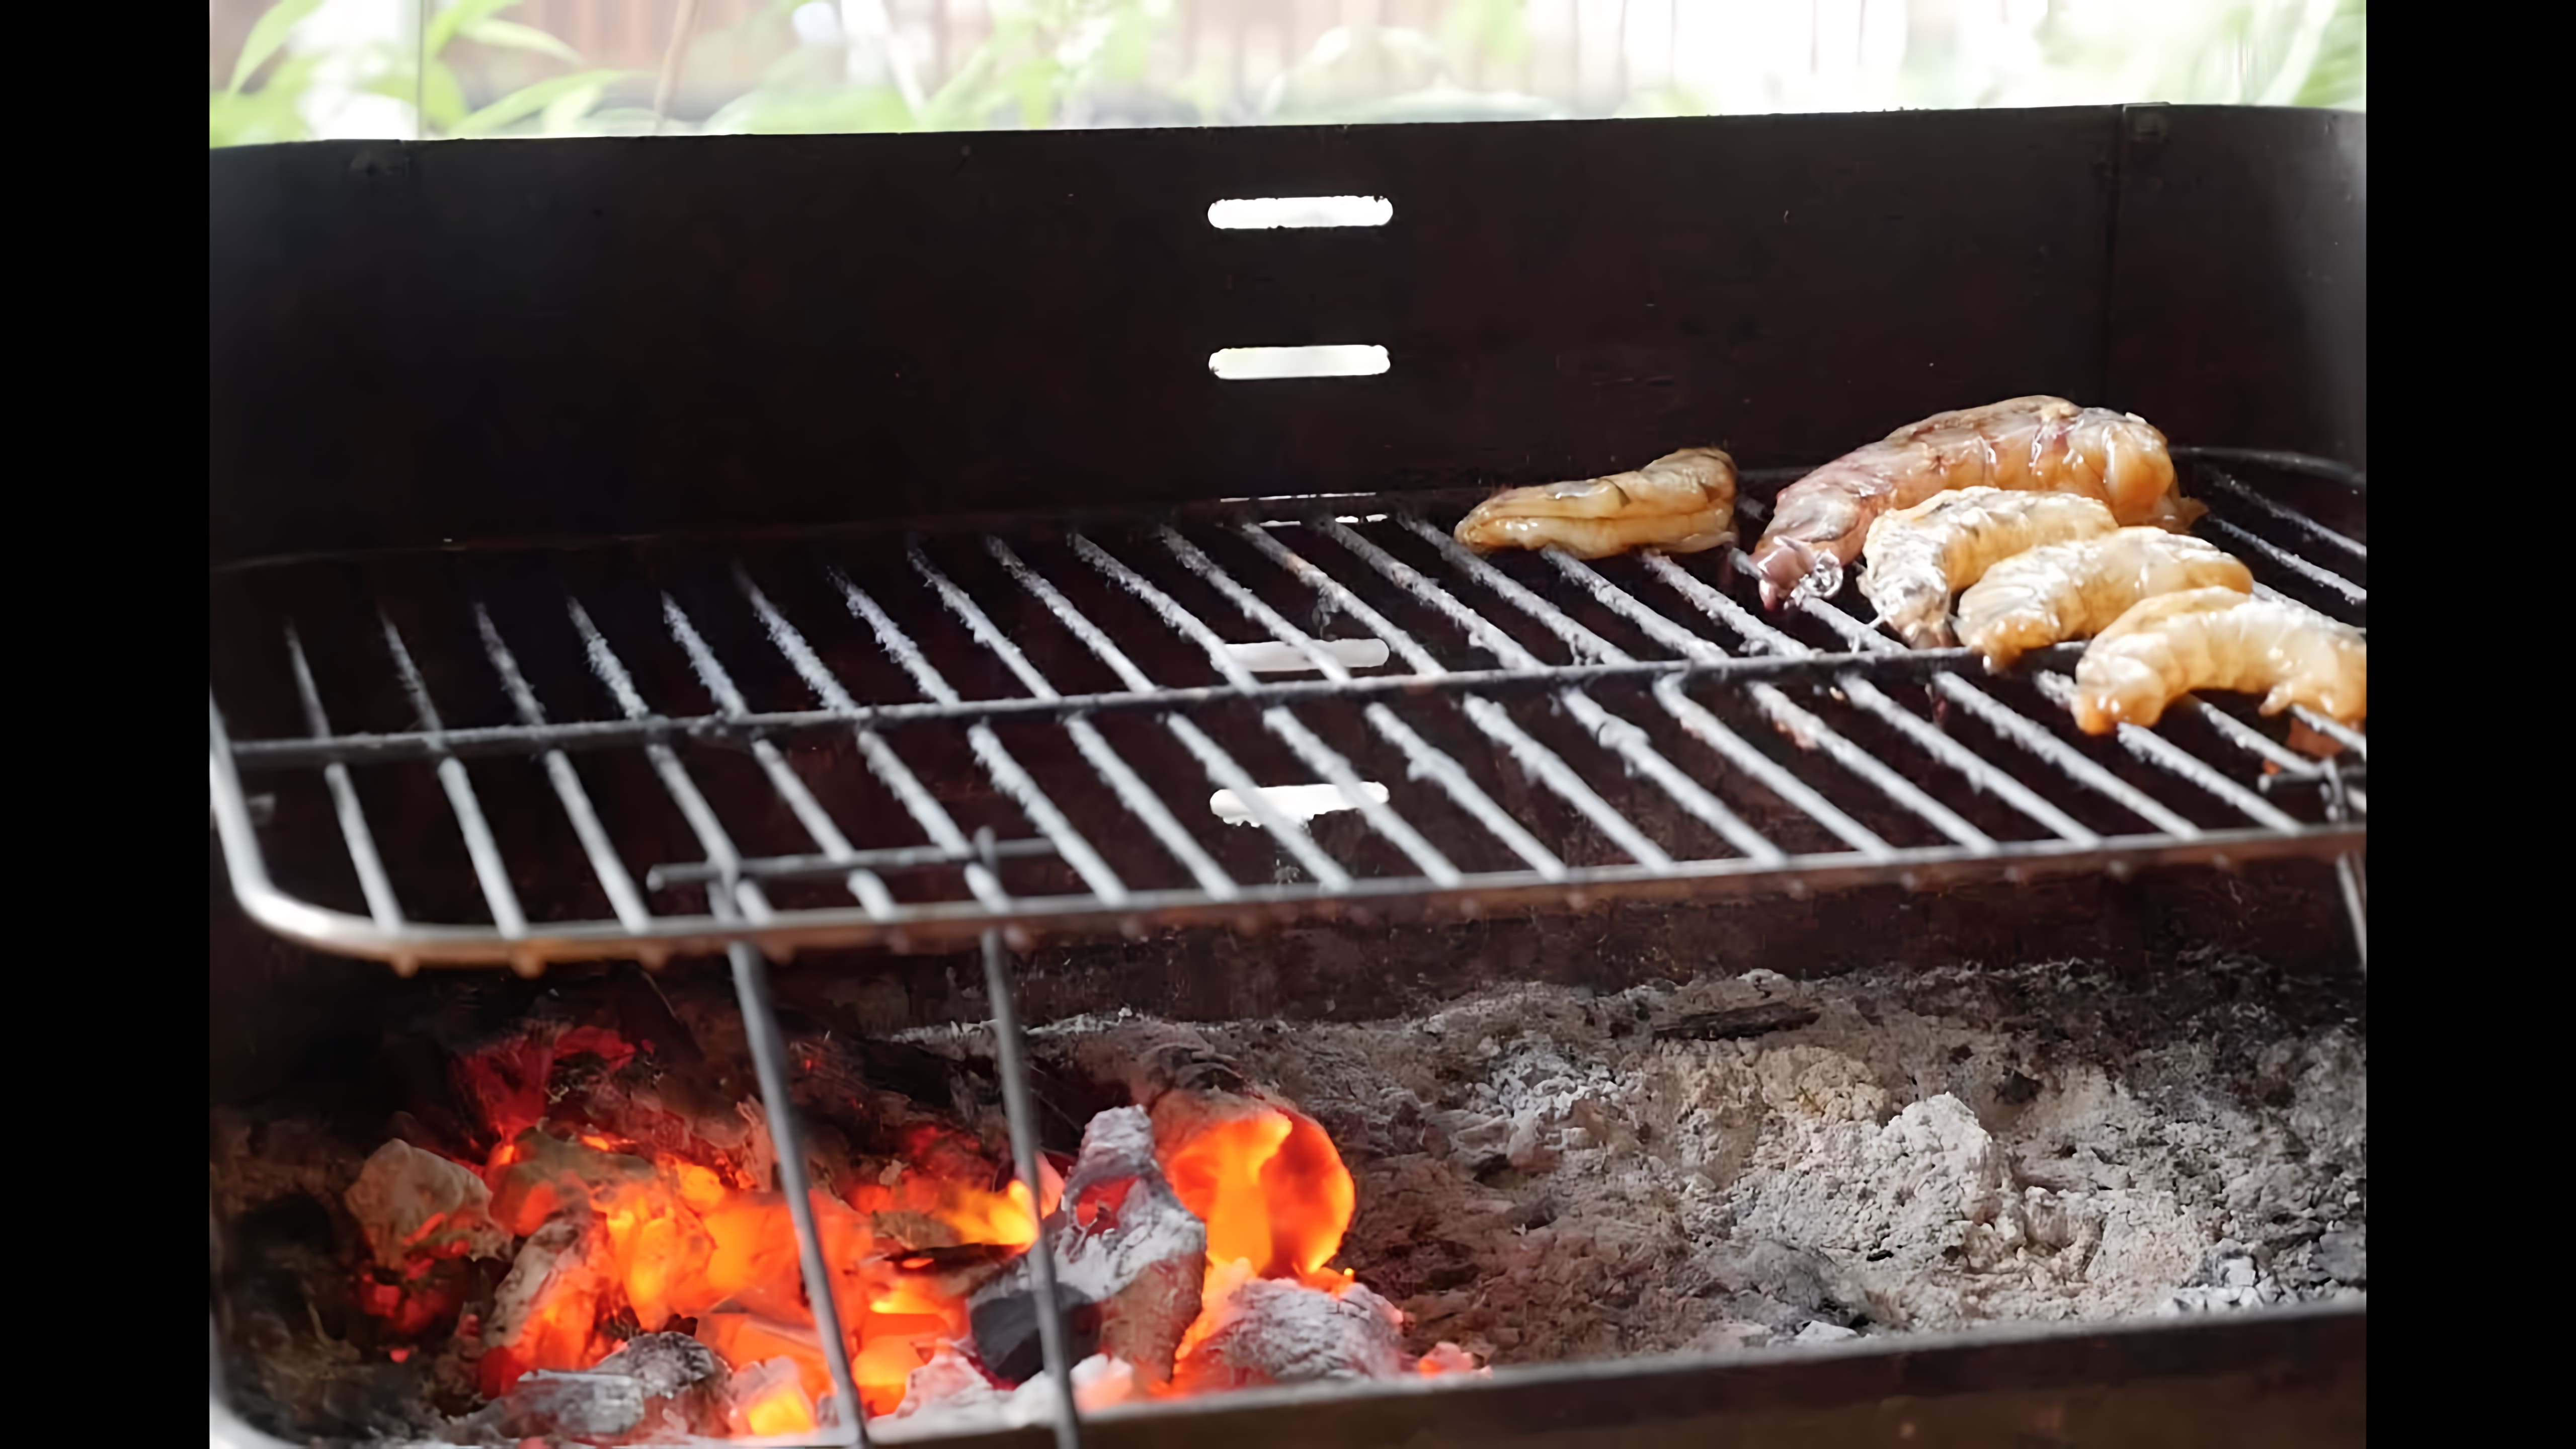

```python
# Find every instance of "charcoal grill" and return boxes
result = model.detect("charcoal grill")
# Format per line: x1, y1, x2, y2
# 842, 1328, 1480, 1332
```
210, 103, 2364, 1448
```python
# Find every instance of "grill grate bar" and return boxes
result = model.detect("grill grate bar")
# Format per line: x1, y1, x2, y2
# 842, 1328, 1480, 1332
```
649, 838, 1059, 887
725, 934, 869, 1444
1764, 583, 2206, 840
828, 567, 1131, 905
905, 540, 1241, 899
1161, 526, 1569, 878
2282, 705, 2368, 760
988, 536, 1354, 889
2173, 698, 2362, 814
1323, 516, 1778, 863
2192, 470, 2367, 560
2322, 760, 2367, 974
572, 598, 786, 927
656, 592, 897, 918
972, 838, 1085, 1449
2028, 673, 2304, 832
473, 605, 653, 932
284, 625, 408, 938
1542, 550, 1950, 858
730, 571, 1006, 910
1642, 543, 2087, 846
226, 645, 2110, 770
1669, 559, 2112, 840
1417, 515, 1978, 857
1232, 521, 1653, 877
2202, 519, 2368, 606
1071, 531, 1465, 886
377, 612, 531, 945
1459, 535, 1998, 851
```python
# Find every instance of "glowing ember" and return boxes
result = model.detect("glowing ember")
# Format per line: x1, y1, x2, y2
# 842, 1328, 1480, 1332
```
472, 1126, 1038, 1414
354, 1019, 1472, 1437
1159, 1105, 1355, 1286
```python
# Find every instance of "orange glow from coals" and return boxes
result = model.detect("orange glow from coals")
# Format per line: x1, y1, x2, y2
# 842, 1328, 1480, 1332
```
367, 1022, 1410, 1431
469, 1125, 1037, 1416
1159, 1103, 1356, 1285
736, 1372, 817, 1436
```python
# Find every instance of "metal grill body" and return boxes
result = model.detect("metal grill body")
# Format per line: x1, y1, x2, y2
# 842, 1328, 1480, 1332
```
210, 107, 2365, 1449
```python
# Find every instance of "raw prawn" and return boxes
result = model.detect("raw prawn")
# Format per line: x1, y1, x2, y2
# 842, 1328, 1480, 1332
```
1956, 528, 2255, 671
2069, 588, 2365, 734
1452, 448, 1736, 559
1856, 488, 2118, 648
1748, 396, 2201, 609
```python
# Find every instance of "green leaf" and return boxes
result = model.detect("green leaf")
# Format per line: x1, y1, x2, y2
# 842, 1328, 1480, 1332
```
2294, 0, 2366, 108
703, 85, 918, 135
362, 57, 469, 131
425, 59, 469, 127
228, 0, 330, 94
460, 18, 582, 65
212, 54, 321, 145
918, 47, 1003, 130
427, 0, 520, 60
454, 68, 630, 136
540, 79, 610, 134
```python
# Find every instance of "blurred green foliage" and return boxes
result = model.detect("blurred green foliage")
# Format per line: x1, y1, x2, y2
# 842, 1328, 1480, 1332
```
212, 0, 629, 145
211, 0, 2364, 148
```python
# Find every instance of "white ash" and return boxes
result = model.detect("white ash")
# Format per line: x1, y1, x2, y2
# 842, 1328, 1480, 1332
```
1013, 951, 2364, 1367
1054, 1107, 1206, 1308
483, 1218, 609, 1363
876, 1351, 1137, 1440
344, 1140, 513, 1270
1173, 1269, 1412, 1393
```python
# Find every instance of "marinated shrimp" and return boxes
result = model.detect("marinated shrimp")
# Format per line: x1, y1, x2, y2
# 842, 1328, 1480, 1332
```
1748, 396, 2201, 609
1956, 528, 2255, 670
1856, 488, 2118, 648
1453, 447, 1737, 559
2069, 588, 2366, 734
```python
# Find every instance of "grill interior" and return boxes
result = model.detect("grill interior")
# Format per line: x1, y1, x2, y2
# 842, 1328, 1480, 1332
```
209, 453, 2365, 977
210, 108, 2367, 1449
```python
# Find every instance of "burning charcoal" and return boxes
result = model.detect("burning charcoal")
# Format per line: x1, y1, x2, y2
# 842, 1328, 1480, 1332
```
478, 1217, 613, 1398
968, 1285, 1103, 1386
488, 1130, 660, 1236
1139, 1074, 1352, 1282
1415, 1342, 1482, 1376
593, 1331, 724, 1401
723, 1355, 818, 1437
592, 1332, 728, 1436
964, 1107, 1208, 1388
888, 1352, 1136, 1436
344, 1139, 512, 1269
1170, 1268, 1411, 1393
890, 1345, 1011, 1422
498, 1370, 645, 1441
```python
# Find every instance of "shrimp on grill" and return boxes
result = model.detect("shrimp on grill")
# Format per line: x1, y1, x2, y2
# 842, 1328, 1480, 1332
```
1956, 528, 2255, 671
1453, 447, 1737, 560
1748, 396, 2202, 610
1856, 488, 2118, 649
2069, 588, 2365, 735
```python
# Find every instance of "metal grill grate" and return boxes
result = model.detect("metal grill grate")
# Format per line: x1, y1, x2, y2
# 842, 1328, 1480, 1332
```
207, 453, 2366, 979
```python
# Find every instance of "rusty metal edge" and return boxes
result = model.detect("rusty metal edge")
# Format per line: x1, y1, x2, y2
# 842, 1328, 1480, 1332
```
900, 1303, 2364, 1449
